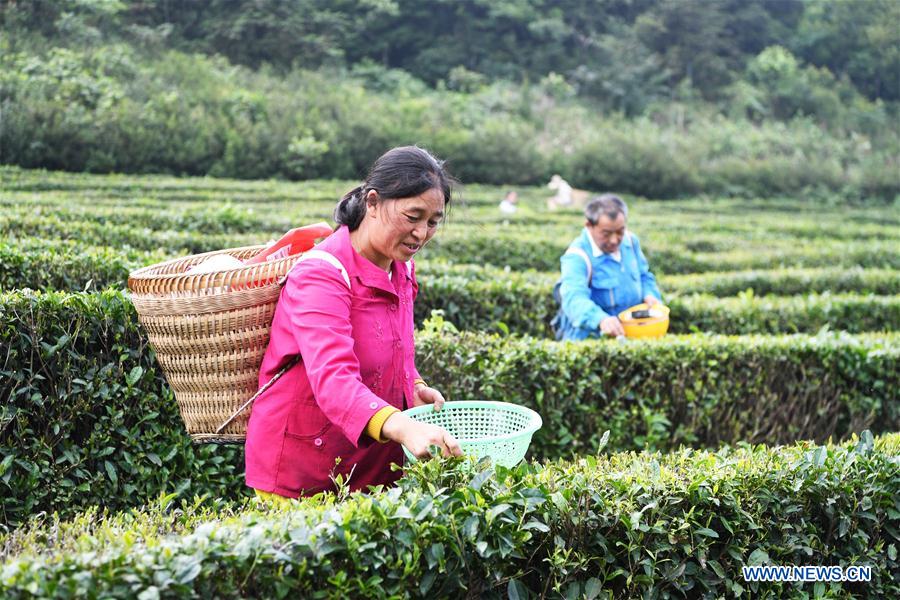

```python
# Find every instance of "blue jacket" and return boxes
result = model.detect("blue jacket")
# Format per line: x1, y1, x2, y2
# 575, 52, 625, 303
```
556, 228, 661, 341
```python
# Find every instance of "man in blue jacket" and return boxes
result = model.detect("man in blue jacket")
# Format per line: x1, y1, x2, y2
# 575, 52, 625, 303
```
553, 194, 662, 340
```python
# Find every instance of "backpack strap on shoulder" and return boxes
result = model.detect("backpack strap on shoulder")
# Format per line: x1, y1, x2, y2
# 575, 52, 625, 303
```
564, 247, 592, 282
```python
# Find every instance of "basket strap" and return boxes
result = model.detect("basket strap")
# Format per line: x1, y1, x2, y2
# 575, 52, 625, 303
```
214, 354, 302, 434
280, 249, 351, 288
216, 249, 349, 435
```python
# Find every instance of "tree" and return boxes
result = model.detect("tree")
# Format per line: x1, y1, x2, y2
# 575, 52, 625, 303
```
793, 0, 900, 101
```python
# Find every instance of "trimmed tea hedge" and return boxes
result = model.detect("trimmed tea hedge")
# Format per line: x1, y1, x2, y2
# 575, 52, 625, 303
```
415, 273, 900, 336
0, 240, 162, 292
667, 293, 900, 335
0, 213, 258, 255
3, 238, 897, 306
2, 434, 898, 598
416, 263, 900, 297
662, 267, 900, 297
416, 329, 899, 461
421, 234, 900, 273
3, 289, 897, 527
0, 165, 345, 207
0, 289, 247, 529
2, 211, 899, 275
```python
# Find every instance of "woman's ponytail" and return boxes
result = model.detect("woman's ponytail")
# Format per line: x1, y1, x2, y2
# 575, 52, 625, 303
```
334, 185, 367, 231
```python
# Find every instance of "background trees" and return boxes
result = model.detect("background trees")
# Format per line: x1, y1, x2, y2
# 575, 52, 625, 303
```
1, 0, 897, 197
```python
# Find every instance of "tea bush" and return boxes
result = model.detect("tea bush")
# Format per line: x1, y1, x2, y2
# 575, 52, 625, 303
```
414, 273, 899, 336
2, 433, 898, 598
3, 289, 897, 528
0, 289, 247, 529
418, 263, 900, 298
417, 329, 899, 461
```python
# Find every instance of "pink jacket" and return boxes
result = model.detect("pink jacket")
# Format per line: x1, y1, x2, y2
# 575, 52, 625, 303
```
244, 226, 422, 497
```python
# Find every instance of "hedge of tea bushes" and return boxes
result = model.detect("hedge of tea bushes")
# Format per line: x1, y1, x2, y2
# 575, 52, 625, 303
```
3, 228, 898, 301
0, 235, 895, 341
5, 165, 898, 237
0, 289, 248, 529
0, 240, 165, 293
0, 165, 348, 205
3, 211, 900, 276
0, 196, 338, 234
2, 434, 898, 599
4, 235, 898, 311
661, 267, 900, 297
3, 289, 898, 528
5, 166, 899, 219
0, 214, 262, 255
416, 330, 899, 461
417, 262, 900, 297
420, 233, 900, 273
414, 273, 900, 336
667, 293, 900, 334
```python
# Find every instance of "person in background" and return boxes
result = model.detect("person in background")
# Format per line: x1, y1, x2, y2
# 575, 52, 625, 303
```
552, 194, 662, 341
245, 146, 462, 501
499, 190, 519, 215
546, 174, 589, 210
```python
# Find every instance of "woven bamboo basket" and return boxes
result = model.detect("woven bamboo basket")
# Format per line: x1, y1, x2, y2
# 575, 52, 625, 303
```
128, 245, 302, 444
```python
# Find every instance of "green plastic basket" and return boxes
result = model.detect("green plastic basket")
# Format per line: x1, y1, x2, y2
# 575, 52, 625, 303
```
401, 400, 542, 468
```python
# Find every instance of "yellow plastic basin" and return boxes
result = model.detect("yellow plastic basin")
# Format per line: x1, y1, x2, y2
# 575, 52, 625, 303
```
618, 303, 670, 339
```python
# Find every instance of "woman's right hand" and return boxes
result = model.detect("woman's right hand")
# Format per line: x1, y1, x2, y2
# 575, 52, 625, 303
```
381, 412, 463, 459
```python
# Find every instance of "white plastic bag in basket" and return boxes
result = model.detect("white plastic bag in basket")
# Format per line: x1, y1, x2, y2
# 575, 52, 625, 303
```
180, 254, 247, 296
185, 254, 246, 275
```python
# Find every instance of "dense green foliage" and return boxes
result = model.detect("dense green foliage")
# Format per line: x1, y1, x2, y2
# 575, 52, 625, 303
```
4, 0, 898, 104
418, 328, 899, 460
662, 267, 900, 297
0, 166, 897, 600
3, 239, 899, 337
3, 288, 897, 528
1, 2, 898, 197
419, 263, 900, 298
427, 281, 900, 337
0, 289, 246, 529
2, 434, 898, 598
3, 235, 899, 301
3, 168, 899, 276
423, 231, 900, 273
1, 1, 898, 588
424, 282, 900, 336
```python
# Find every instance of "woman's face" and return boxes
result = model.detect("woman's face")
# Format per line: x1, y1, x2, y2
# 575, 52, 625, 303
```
366, 187, 445, 266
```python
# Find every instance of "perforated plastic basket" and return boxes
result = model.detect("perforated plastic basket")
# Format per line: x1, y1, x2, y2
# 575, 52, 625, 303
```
401, 401, 542, 467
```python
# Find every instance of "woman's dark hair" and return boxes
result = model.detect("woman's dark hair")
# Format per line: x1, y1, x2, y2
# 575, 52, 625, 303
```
334, 146, 454, 231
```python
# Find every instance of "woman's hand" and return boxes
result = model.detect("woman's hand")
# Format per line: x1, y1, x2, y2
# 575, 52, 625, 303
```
643, 295, 660, 307
413, 383, 445, 410
381, 412, 462, 459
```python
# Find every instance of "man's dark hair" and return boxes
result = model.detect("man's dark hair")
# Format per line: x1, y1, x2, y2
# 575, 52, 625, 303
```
585, 194, 628, 224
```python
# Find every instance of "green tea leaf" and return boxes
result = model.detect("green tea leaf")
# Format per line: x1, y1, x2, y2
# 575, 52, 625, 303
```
584, 578, 602, 600
104, 460, 117, 484
507, 579, 527, 600
126, 366, 143, 387
747, 548, 770, 566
